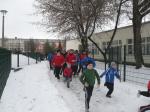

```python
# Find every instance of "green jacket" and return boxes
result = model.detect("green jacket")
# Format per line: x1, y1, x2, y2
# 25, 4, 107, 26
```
80, 69, 100, 87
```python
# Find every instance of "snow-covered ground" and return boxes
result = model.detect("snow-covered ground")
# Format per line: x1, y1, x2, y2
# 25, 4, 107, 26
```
0, 61, 149, 112
0, 62, 71, 112
11, 54, 36, 68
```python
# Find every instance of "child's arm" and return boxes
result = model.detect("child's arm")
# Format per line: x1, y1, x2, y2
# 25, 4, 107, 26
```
115, 71, 121, 80
80, 73, 85, 85
100, 69, 108, 78
94, 70, 100, 85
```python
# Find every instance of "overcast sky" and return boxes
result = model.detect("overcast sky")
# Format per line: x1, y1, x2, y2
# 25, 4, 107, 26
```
0, 0, 55, 39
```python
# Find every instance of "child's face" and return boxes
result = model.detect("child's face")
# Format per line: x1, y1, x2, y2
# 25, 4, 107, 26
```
67, 64, 71, 68
87, 64, 93, 69
57, 52, 61, 56
112, 64, 117, 69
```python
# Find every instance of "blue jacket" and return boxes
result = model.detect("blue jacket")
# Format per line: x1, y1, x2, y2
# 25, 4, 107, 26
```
47, 53, 53, 61
81, 57, 96, 68
100, 67, 120, 84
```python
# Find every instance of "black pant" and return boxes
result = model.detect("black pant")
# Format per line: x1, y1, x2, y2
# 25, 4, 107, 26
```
85, 86, 94, 109
71, 65, 78, 76
54, 66, 62, 79
49, 61, 53, 69
77, 64, 83, 73
105, 82, 114, 96
60, 63, 67, 75
139, 105, 150, 112
140, 91, 150, 97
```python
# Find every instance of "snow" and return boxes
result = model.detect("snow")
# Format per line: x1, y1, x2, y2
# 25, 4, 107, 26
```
11, 54, 36, 68
0, 62, 71, 112
0, 60, 150, 112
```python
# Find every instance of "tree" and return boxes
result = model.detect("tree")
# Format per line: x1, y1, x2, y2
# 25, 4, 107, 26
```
58, 41, 63, 50
35, 0, 115, 51
29, 39, 35, 53
44, 40, 56, 55
88, 0, 125, 69
123, 0, 150, 68
132, 0, 150, 68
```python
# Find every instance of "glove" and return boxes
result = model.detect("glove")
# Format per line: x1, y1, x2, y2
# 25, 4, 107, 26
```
84, 82, 89, 87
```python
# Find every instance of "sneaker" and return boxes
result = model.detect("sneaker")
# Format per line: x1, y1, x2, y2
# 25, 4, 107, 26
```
106, 95, 112, 98
137, 90, 141, 98
85, 108, 89, 112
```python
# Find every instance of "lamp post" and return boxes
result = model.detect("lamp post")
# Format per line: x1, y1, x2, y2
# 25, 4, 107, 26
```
0, 10, 8, 48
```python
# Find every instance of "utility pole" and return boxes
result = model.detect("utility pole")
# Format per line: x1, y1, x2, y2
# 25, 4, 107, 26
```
0, 10, 8, 48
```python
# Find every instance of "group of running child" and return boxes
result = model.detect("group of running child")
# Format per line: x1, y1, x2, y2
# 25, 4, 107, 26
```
47, 49, 150, 112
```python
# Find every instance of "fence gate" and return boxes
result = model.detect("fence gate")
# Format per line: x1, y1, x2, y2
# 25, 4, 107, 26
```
0, 48, 11, 99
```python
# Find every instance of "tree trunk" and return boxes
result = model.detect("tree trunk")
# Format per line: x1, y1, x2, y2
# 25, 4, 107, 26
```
133, 0, 144, 69
81, 37, 88, 51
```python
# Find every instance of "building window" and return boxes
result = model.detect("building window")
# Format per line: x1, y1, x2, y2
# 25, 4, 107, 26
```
128, 39, 133, 44
127, 39, 133, 55
146, 37, 150, 55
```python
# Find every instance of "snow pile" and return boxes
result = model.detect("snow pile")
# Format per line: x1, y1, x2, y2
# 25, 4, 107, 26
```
0, 62, 71, 112
11, 54, 36, 68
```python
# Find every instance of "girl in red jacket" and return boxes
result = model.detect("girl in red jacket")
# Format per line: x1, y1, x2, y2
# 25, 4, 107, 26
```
66, 49, 78, 76
63, 63, 72, 88
138, 80, 150, 112
52, 50, 65, 79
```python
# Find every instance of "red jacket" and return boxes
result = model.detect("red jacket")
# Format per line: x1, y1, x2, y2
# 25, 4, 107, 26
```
80, 54, 87, 60
63, 68, 72, 77
66, 53, 77, 65
147, 80, 150, 90
52, 54, 65, 67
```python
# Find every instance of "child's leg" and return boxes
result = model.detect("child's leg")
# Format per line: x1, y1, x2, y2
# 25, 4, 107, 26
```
55, 67, 61, 79
139, 104, 150, 112
140, 91, 150, 97
106, 83, 114, 97
85, 86, 94, 109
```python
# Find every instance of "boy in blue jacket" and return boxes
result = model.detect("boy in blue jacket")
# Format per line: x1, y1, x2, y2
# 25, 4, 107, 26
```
100, 62, 120, 98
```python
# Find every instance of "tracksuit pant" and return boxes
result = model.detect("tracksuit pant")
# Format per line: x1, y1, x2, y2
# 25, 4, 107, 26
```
105, 82, 114, 96
139, 105, 150, 112
77, 64, 83, 74
139, 90, 150, 112
54, 66, 62, 79
71, 65, 78, 76
85, 86, 94, 109
140, 90, 150, 97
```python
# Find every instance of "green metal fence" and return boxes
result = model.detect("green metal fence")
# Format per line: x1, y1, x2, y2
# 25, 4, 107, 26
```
0, 48, 11, 99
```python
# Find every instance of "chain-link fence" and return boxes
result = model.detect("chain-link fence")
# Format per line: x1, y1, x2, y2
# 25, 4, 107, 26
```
108, 45, 150, 85
12, 52, 46, 69
0, 48, 11, 99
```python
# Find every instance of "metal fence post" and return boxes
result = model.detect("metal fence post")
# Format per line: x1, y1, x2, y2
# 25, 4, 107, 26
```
36, 52, 38, 64
28, 52, 29, 65
123, 45, 126, 82
17, 51, 19, 67
117, 46, 119, 70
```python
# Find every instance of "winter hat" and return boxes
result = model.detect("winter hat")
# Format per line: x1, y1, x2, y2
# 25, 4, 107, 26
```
86, 61, 93, 66
111, 62, 116, 66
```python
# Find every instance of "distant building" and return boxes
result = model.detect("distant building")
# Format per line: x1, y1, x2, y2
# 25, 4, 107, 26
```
0, 38, 65, 53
